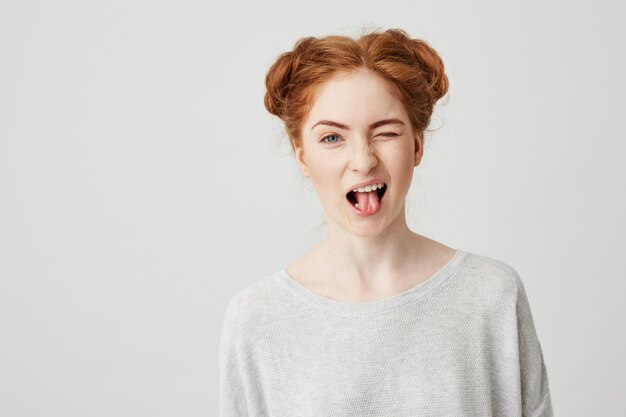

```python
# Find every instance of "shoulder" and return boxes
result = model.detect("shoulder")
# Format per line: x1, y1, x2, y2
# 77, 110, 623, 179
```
221, 274, 276, 340
459, 250, 525, 310
464, 251, 522, 285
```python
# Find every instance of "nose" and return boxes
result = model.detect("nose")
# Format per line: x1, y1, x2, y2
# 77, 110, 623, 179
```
348, 142, 378, 172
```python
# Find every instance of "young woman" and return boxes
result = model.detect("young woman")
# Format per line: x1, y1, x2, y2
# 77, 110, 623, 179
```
219, 28, 553, 416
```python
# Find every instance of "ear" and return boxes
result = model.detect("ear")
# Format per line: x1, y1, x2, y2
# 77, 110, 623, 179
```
292, 139, 310, 178
414, 130, 424, 166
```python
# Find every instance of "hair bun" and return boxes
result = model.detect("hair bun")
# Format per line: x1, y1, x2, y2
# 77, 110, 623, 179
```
263, 51, 294, 118
385, 29, 448, 103
264, 37, 317, 118
407, 38, 448, 102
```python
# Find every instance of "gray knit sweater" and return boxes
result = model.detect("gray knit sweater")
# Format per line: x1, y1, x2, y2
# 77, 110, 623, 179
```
219, 249, 554, 416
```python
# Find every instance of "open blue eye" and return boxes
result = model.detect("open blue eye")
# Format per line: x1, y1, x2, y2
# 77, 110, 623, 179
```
321, 134, 340, 143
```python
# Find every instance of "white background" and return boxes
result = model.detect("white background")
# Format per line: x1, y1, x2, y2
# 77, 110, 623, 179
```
1, 0, 624, 415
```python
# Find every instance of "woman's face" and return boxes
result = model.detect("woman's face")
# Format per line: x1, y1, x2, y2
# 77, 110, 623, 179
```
294, 67, 423, 236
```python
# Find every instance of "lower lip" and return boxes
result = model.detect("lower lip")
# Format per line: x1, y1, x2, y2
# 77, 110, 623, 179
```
347, 188, 387, 217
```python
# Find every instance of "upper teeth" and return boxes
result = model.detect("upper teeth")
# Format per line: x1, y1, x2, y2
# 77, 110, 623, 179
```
352, 183, 385, 193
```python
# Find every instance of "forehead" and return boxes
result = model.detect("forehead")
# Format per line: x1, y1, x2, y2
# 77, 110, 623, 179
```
304, 68, 407, 129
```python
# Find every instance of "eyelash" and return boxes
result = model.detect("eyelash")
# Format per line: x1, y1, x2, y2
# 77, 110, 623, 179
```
321, 133, 399, 143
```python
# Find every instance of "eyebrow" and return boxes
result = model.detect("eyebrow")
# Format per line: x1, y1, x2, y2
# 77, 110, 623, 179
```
311, 118, 405, 131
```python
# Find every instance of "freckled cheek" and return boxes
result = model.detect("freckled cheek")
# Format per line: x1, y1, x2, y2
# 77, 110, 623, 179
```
384, 145, 411, 162
309, 157, 339, 177
307, 160, 343, 199
387, 152, 416, 189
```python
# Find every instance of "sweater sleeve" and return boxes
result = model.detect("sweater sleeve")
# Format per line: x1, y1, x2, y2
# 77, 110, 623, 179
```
515, 276, 554, 417
219, 297, 250, 417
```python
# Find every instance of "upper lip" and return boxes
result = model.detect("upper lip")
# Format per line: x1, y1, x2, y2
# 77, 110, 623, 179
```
346, 179, 387, 194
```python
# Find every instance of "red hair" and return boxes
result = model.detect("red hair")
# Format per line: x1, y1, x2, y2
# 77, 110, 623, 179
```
264, 28, 449, 149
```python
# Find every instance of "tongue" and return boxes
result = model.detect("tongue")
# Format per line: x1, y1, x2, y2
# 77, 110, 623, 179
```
355, 190, 380, 214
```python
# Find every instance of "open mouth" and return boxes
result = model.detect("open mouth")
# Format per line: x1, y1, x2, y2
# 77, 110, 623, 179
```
345, 184, 387, 207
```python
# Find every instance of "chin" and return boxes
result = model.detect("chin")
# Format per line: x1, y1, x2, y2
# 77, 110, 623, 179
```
347, 220, 389, 237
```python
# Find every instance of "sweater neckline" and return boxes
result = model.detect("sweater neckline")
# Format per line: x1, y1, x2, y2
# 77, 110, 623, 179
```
275, 248, 470, 316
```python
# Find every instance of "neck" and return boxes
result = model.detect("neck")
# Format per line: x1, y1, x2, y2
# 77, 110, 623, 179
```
314, 205, 426, 292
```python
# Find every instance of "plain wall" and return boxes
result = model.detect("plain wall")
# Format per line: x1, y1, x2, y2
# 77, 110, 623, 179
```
1, 0, 624, 415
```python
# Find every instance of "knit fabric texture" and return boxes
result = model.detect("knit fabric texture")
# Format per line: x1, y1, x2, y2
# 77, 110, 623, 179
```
219, 249, 554, 416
